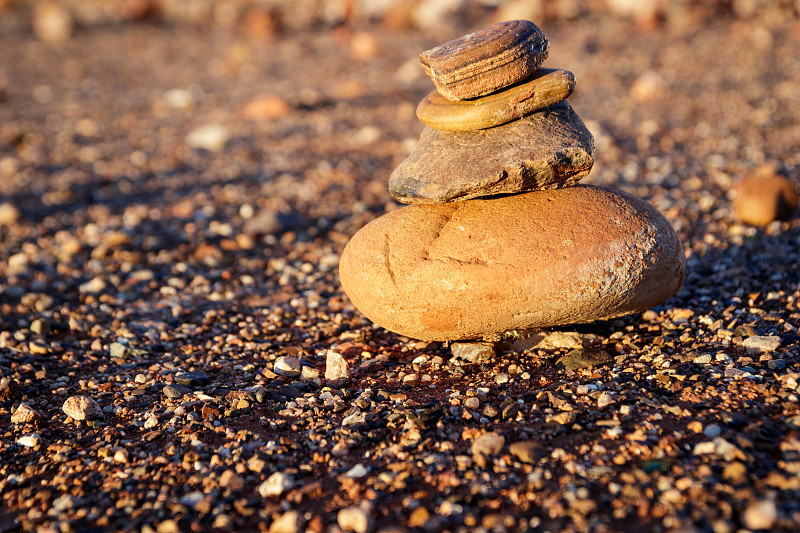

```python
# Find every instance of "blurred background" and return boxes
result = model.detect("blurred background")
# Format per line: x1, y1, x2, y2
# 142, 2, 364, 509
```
1, 0, 799, 40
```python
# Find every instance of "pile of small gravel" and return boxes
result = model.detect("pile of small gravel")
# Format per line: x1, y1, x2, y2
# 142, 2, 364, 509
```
1, 12, 800, 533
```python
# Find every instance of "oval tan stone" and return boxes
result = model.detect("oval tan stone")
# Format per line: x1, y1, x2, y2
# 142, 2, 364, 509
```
734, 168, 798, 226
339, 186, 685, 341
420, 20, 549, 101
416, 68, 575, 131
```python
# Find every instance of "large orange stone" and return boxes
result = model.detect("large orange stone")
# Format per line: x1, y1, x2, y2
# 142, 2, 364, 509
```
339, 186, 685, 341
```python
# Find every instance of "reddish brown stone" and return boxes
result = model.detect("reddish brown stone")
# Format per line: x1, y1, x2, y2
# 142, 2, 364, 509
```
734, 168, 798, 226
420, 20, 549, 101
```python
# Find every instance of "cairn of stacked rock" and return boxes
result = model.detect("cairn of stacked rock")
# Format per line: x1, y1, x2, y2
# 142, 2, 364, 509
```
340, 20, 685, 342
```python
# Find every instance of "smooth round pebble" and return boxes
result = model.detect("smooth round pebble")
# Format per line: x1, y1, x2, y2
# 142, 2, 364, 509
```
0, 202, 20, 226
734, 170, 798, 226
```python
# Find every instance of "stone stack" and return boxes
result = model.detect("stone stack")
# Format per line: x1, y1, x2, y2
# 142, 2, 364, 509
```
340, 20, 685, 342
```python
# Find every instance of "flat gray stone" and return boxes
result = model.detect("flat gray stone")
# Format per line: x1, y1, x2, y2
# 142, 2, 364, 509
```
555, 348, 612, 371
389, 101, 594, 204
163, 384, 191, 398
174, 371, 209, 387
500, 330, 602, 353
450, 342, 494, 364
743, 335, 781, 355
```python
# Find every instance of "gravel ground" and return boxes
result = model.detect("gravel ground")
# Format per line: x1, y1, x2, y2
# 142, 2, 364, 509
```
2, 10, 800, 533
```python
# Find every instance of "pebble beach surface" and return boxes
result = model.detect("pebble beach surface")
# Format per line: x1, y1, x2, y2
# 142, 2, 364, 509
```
2, 7, 800, 533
